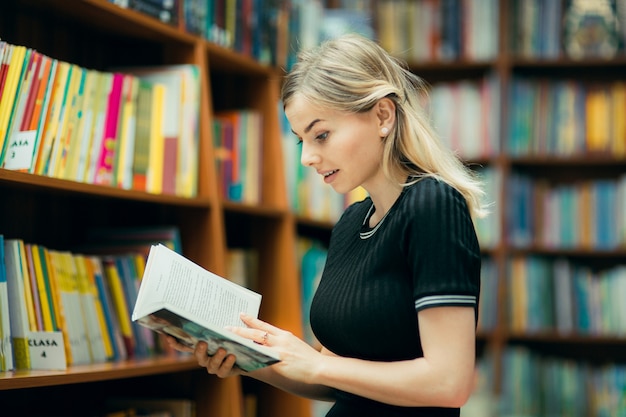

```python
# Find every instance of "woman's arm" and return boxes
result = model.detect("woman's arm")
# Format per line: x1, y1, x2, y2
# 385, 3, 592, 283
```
166, 333, 336, 402
234, 307, 476, 408
170, 305, 476, 408
308, 307, 477, 407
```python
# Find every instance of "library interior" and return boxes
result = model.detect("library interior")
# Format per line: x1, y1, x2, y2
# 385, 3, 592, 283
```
0, 0, 625, 416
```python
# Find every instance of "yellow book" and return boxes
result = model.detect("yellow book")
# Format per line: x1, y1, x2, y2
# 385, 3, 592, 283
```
133, 253, 146, 280
56, 66, 89, 180
83, 256, 114, 360
34, 61, 71, 175
64, 69, 97, 181
102, 258, 134, 356
585, 85, 610, 153
146, 83, 165, 194
611, 81, 626, 157
49, 63, 83, 178
46, 250, 73, 365
43, 247, 63, 333
114, 74, 139, 189
0, 45, 28, 158
30, 245, 55, 332
17, 240, 38, 332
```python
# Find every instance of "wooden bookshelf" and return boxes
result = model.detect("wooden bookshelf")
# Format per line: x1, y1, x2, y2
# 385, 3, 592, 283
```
0, 0, 310, 416
374, 0, 626, 412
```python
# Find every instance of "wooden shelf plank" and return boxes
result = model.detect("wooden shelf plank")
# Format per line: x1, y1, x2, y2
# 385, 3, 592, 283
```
0, 356, 199, 390
0, 169, 212, 207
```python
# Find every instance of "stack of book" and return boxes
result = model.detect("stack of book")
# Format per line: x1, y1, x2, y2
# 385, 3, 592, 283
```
0, 226, 182, 371
0, 41, 201, 198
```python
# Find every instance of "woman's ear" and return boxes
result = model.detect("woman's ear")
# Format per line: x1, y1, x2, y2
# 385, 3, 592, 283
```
376, 97, 396, 131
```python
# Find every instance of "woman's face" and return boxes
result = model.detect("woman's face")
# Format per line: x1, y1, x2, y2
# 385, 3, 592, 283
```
285, 94, 386, 195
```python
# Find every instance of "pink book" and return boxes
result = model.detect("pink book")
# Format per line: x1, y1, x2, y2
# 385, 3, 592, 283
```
94, 72, 124, 186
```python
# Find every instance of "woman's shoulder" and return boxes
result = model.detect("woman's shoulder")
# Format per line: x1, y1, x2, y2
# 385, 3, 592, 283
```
404, 176, 463, 201
401, 176, 469, 218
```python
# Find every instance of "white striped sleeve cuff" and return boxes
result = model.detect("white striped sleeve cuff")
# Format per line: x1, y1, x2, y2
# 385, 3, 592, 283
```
414, 295, 477, 311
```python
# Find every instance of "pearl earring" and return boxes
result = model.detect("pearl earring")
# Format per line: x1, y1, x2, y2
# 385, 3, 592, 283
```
381, 127, 389, 136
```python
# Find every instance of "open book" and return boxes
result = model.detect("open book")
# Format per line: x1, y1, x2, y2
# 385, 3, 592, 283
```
132, 244, 280, 372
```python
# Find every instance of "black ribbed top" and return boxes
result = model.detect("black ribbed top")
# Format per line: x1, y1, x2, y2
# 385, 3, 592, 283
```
310, 177, 481, 417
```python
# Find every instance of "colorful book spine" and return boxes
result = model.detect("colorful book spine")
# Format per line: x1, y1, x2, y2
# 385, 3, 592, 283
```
94, 72, 125, 186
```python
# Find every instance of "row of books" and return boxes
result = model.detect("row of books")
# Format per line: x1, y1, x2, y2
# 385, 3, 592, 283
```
512, 0, 626, 59
428, 74, 501, 161
109, 0, 291, 68
0, 41, 201, 197
507, 173, 626, 249
508, 78, 626, 157
507, 256, 626, 336
0, 227, 183, 371
212, 110, 263, 204
109, 0, 182, 26
500, 346, 626, 417
376, 0, 499, 62
182, 0, 288, 67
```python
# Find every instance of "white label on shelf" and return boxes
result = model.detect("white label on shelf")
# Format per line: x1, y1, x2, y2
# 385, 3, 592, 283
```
28, 331, 67, 370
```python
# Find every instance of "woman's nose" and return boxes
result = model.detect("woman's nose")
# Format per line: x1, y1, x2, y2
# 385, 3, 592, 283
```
300, 142, 320, 166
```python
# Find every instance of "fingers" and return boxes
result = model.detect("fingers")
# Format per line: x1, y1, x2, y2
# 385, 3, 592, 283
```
164, 335, 194, 353
227, 325, 270, 345
194, 342, 238, 378
239, 313, 282, 334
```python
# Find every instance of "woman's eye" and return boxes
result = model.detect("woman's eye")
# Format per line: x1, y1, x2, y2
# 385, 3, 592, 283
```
296, 138, 303, 146
315, 132, 329, 141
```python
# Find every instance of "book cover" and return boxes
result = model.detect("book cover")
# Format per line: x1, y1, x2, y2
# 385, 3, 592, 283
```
102, 257, 136, 358
146, 83, 165, 194
94, 72, 125, 186
53, 65, 88, 179
33, 60, 71, 176
120, 65, 200, 196
113, 74, 139, 190
47, 249, 79, 365
27, 57, 58, 174
85, 72, 113, 183
0, 235, 14, 371
88, 256, 119, 361
3, 239, 32, 369
0, 45, 28, 164
73, 253, 108, 363
1, 50, 39, 171
132, 244, 280, 372
26, 244, 52, 331
65, 69, 99, 181
131, 78, 154, 192
45, 62, 80, 177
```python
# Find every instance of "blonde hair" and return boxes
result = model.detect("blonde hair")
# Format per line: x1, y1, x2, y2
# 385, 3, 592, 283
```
281, 34, 487, 218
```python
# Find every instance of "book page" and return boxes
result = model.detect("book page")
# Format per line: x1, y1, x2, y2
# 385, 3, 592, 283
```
133, 244, 261, 328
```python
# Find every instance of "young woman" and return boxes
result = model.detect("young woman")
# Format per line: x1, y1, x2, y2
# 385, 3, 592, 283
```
168, 33, 487, 417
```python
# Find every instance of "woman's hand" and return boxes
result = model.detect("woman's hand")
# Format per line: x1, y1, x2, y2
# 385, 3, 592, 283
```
228, 313, 325, 384
164, 336, 244, 378
165, 314, 324, 382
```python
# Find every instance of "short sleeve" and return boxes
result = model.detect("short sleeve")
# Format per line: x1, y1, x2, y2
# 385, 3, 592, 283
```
401, 178, 481, 313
